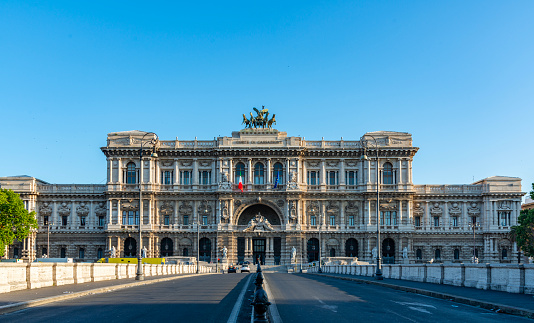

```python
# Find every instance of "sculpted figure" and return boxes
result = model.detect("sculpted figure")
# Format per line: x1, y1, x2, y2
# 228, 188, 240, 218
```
291, 246, 297, 263
402, 247, 408, 259
222, 246, 228, 259
371, 247, 377, 259
142, 246, 148, 258
110, 246, 116, 258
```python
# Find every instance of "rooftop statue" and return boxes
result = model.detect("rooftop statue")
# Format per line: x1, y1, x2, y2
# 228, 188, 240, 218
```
242, 106, 276, 129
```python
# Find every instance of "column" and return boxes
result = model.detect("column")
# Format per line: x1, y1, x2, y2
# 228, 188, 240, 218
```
193, 159, 199, 185
340, 201, 345, 229
173, 201, 179, 226
266, 159, 271, 185
340, 159, 345, 186
106, 200, 112, 225
320, 159, 326, 186
301, 159, 307, 184
398, 200, 403, 225
247, 159, 253, 184
174, 159, 179, 186
212, 160, 217, 185
444, 202, 449, 229
398, 158, 403, 184
107, 157, 112, 183
117, 200, 122, 225
424, 202, 429, 227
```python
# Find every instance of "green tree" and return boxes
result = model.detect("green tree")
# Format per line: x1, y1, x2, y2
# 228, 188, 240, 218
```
510, 208, 534, 258
0, 189, 38, 257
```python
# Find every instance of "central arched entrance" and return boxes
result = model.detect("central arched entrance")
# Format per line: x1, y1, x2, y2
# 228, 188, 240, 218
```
237, 203, 281, 225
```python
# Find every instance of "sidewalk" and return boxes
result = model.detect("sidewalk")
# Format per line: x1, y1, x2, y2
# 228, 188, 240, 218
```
0, 273, 209, 315
308, 272, 534, 319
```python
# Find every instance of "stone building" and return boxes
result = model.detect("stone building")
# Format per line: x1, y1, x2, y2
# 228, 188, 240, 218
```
0, 126, 525, 265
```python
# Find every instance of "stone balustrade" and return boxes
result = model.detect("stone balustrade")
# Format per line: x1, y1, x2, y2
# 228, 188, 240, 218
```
0, 263, 211, 294
307, 263, 534, 295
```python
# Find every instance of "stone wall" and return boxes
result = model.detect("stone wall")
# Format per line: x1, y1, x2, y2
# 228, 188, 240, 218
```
0, 263, 211, 294
308, 263, 534, 294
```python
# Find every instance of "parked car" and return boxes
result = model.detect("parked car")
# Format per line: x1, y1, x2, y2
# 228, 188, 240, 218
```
227, 265, 237, 273
240, 262, 250, 273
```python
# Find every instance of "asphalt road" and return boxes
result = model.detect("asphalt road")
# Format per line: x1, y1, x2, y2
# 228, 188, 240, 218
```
265, 273, 534, 323
0, 273, 253, 323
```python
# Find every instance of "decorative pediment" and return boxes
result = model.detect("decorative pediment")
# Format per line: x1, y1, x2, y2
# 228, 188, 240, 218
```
76, 203, 90, 217
243, 213, 275, 232
307, 201, 320, 215
345, 160, 358, 167
413, 203, 424, 216
307, 161, 320, 168
39, 203, 52, 216
122, 200, 139, 211
449, 203, 462, 216
498, 201, 512, 211
326, 201, 340, 215
179, 201, 193, 215
198, 201, 212, 214
161, 160, 174, 167
160, 201, 174, 215
95, 203, 107, 217
345, 201, 359, 216
199, 160, 211, 167
430, 203, 442, 216
180, 160, 193, 167
326, 161, 339, 168
57, 203, 71, 217
468, 202, 481, 216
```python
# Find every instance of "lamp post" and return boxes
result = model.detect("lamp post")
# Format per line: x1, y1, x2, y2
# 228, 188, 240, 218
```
197, 220, 200, 273
318, 212, 322, 273
136, 132, 159, 281
360, 134, 383, 280
469, 218, 480, 263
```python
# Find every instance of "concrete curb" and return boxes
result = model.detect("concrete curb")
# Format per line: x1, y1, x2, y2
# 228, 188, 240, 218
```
0, 273, 213, 316
309, 273, 534, 319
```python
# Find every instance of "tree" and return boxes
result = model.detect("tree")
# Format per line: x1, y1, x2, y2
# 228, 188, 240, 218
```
510, 208, 534, 258
0, 189, 38, 257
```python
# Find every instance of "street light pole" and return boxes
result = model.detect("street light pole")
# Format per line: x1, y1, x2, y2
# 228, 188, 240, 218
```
197, 220, 200, 273
318, 213, 322, 273
136, 132, 159, 281
361, 134, 383, 280
470, 218, 480, 263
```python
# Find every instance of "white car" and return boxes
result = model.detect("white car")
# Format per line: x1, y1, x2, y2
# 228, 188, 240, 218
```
240, 263, 250, 273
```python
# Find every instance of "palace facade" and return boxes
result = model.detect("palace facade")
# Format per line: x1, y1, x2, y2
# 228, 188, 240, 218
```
0, 128, 525, 265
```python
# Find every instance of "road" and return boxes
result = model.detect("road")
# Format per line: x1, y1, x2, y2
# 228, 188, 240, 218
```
1, 273, 532, 323
265, 273, 532, 323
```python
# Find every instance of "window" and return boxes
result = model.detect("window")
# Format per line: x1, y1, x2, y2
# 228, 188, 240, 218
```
199, 171, 211, 185
60, 248, 66, 258
254, 163, 264, 184
235, 162, 245, 183
451, 216, 458, 227
79, 248, 85, 259
330, 215, 336, 226
330, 248, 336, 257
42, 248, 47, 257
502, 249, 508, 259
433, 216, 440, 227
499, 211, 510, 226
202, 215, 208, 225
97, 248, 103, 259
435, 249, 441, 260
123, 210, 139, 225
310, 215, 316, 226
416, 249, 422, 259
43, 216, 49, 225
161, 170, 173, 185
62, 216, 68, 226
454, 249, 460, 260
164, 215, 170, 225
471, 216, 477, 225
383, 162, 394, 184
273, 162, 284, 184
180, 171, 192, 185
183, 215, 189, 225
183, 248, 189, 256
381, 211, 397, 225
80, 216, 86, 226
474, 248, 479, 258
13, 247, 19, 258
327, 171, 338, 185
345, 171, 357, 185
307, 171, 319, 185
414, 216, 421, 227
348, 215, 354, 226
126, 162, 137, 184
98, 216, 105, 226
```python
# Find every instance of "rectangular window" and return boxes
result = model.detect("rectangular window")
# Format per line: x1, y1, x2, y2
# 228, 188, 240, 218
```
414, 216, 421, 227
161, 171, 173, 185
310, 215, 316, 226
43, 216, 49, 225
452, 216, 458, 227
181, 171, 192, 185
80, 216, 86, 226
327, 171, 338, 185
164, 215, 170, 225
345, 171, 357, 185
348, 215, 354, 226
199, 171, 211, 185
183, 215, 189, 225
433, 216, 440, 227
62, 216, 68, 226
499, 211, 510, 226
330, 215, 336, 226
307, 171, 319, 185
99, 216, 105, 226
202, 215, 208, 225
471, 216, 477, 225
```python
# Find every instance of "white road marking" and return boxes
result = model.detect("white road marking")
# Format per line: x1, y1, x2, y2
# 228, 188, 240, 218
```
314, 296, 338, 313
408, 306, 431, 314
227, 274, 254, 323
394, 301, 436, 309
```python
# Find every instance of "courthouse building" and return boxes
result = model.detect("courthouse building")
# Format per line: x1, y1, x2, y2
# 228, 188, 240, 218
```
0, 119, 525, 265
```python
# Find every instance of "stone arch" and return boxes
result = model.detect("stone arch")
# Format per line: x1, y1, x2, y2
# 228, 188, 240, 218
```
234, 200, 283, 225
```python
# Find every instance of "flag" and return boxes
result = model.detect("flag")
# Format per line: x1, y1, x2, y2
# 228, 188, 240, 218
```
273, 174, 279, 189
238, 176, 243, 192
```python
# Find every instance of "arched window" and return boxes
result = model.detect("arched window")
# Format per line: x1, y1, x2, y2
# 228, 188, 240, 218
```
454, 249, 460, 260
502, 248, 508, 259
161, 238, 173, 257
273, 162, 284, 184
345, 238, 358, 257
254, 163, 264, 184
416, 249, 422, 260
383, 162, 394, 184
234, 162, 245, 183
126, 162, 137, 184
79, 248, 85, 259
330, 248, 336, 257
435, 249, 441, 260
97, 248, 103, 259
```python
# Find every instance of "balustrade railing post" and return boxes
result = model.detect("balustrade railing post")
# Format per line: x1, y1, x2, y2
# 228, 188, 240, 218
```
251, 262, 271, 322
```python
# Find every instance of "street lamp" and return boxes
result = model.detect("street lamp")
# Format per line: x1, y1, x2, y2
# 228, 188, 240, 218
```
136, 132, 159, 281
197, 219, 200, 273
360, 134, 383, 280
469, 218, 480, 263
318, 212, 323, 273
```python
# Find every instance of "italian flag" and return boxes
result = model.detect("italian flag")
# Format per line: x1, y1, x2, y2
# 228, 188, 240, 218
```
238, 176, 243, 192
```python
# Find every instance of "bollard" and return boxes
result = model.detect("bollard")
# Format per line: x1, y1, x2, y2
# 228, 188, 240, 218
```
251, 262, 271, 323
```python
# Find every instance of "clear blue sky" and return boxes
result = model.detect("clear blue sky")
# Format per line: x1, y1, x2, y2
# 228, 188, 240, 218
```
1, 1, 533, 198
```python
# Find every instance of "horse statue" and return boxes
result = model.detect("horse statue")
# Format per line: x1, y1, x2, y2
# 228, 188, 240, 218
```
267, 114, 276, 129
242, 114, 252, 128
